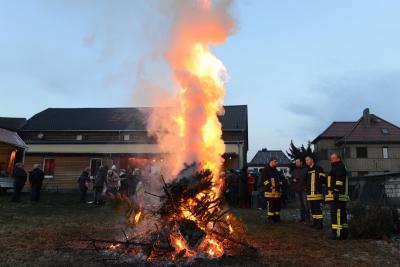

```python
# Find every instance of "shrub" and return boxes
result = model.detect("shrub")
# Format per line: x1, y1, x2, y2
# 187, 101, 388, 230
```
348, 202, 398, 239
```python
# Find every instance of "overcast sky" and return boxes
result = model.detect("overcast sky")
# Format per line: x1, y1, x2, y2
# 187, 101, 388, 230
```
1, 0, 400, 159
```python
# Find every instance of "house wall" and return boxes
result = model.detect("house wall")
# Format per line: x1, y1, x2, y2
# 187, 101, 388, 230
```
24, 155, 97, 190
24, 142, 246, 189
315, 140, 400, 176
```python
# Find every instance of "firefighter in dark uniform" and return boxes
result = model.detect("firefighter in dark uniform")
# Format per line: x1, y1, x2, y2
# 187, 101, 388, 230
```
327, 153, 349, 240
261, 157, 282, 222
305, 156, 326, 229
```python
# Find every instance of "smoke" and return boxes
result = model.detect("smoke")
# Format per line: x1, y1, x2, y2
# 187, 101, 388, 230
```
136, 0, 236, 179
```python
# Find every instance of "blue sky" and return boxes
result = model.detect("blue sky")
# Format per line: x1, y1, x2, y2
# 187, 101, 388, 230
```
1, 0, 400, 158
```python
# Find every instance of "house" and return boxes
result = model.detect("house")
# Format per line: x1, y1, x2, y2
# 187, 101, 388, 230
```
312, 108, 400, 177
19, 106, 248, 189
248, 148, 291, 176
0, 118, 27, 184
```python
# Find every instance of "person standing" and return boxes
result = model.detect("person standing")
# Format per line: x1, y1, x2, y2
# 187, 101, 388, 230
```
291, 158, 310, 223
11, 163, 27, 202
261, 157, 283, 222
29, 164, 44, 202
106, 165, 120, 196
327, 153, 349, 240
226, 169, 239, 207
305, 156, 326, 230
77, 167, 91, 203
93, 165, 107, 205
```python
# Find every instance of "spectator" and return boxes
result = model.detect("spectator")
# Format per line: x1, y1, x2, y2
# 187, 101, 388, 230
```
77, 167, 90, 203
93, 165, 107, 205
226, 169, 240, 207
106, 165, 120, 196
11, 163, 27, 202
291, 158, 310, 223
29, 164, 44, 202
238, 166, 248, 208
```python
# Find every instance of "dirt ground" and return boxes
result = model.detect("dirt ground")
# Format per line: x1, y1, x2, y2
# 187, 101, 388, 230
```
0, 192, 399, 267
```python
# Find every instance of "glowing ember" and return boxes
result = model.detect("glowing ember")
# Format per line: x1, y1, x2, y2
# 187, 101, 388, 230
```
108, 244, 120, 250
200, 237, 224, 257
134, 211, 142, 224
170, 234, 196, 259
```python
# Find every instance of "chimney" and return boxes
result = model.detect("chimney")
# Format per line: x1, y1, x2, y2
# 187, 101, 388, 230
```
363, 108, 371, 127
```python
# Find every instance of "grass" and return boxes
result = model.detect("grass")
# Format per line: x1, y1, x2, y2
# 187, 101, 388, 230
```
0, 192, 399, 267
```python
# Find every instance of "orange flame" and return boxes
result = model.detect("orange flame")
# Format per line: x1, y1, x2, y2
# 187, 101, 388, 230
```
170, 234, 196, 259
145, 0, 236, 258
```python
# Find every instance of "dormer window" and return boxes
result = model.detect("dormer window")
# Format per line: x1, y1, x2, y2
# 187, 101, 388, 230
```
124, 134, 130, 141
76, 134, 83, 141
381, 128, 389, 135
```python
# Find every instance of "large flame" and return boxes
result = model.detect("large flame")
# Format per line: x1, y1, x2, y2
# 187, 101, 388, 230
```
149, 0, 234, 183
146, 0, 235, 258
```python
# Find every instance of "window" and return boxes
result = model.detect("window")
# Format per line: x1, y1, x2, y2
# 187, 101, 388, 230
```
383, 147, 389, 159
90, 158, 102, 178
356, 147, 368, 158
123, 134, 130, 141
357, 171, 369, 177
381, 128, 390, 135
43, 158, 55, 178
76, 134, 83, 141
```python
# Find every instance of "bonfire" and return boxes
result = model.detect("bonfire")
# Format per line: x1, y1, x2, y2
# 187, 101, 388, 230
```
79, 1, 254, 265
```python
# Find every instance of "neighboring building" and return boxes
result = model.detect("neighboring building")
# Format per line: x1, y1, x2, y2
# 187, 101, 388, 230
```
312, 108, 400, 177
19, 106, 248, 189
0, 118, 27, 179
248, 148, 291, 176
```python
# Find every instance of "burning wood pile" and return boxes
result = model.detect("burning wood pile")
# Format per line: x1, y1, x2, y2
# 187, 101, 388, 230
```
81, 163, 254, 266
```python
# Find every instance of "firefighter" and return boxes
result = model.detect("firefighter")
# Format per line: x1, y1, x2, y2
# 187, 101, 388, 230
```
305, 156, 326, 230
261, 157, 283, 222
327, 153, 349, 240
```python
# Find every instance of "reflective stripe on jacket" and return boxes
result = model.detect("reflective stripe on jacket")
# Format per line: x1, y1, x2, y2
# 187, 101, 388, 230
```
261, 166, 283, 199
306, 164, 326, 201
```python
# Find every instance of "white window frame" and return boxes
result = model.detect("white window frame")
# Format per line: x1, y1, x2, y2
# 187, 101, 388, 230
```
123, 134, 130, 141
76, 134, 83, 141
383, 147, 389, 159
89, 158, 102, 178
43, 158, 55, 179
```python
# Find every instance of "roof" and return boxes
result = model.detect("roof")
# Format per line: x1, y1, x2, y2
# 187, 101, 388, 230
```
337, 114, 400, 144
313, 110, 400, 144
313, 122, 356, 143
248, 149, 291, 166
0, 117, 26, 131
22, 106, 248, 131
0, 128, 27, 148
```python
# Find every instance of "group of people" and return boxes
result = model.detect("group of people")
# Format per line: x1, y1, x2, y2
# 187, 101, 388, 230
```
11, 163, 44, 202
78, 165, 142, 204
260, 153, 349, 240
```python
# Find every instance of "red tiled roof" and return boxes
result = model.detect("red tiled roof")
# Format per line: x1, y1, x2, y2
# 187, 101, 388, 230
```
313, 113, 400, 144
312, 122, 356, 143
337, 115, 400, 144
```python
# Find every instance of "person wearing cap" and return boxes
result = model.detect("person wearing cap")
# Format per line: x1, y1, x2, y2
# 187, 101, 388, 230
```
305, 155, 326, 230
260, 157, 283, 222
106, 165, 120, 196
29, 164, 45, 202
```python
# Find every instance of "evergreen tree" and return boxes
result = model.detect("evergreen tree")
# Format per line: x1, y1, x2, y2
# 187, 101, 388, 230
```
286, 140, 316, 163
